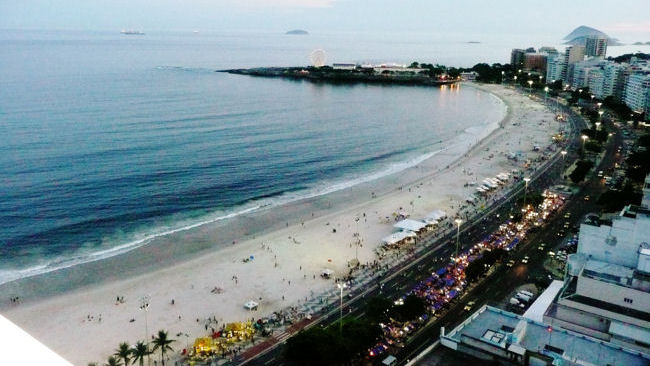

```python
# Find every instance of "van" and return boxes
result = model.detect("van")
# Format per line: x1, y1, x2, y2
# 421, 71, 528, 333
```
516, 293, 531, 303
519, 290, 534, 298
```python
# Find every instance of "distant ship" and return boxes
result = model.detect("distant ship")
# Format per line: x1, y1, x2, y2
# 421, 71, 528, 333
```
120, 30, 145, 35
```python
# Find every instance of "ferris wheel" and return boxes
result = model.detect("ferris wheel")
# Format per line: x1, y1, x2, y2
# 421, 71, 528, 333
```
310, 49, 327, 67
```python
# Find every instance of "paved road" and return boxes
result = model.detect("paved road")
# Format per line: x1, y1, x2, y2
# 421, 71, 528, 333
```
238, 95, 620, 366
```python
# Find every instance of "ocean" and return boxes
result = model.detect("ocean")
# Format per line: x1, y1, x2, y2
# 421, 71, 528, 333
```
1, 29, 646, 285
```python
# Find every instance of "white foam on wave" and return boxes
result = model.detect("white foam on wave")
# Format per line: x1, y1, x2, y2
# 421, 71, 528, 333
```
2, 89, 507, 286
0, 205, 260, 286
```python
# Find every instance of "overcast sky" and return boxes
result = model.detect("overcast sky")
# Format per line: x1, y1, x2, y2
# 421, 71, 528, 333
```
2, 0, 649, 42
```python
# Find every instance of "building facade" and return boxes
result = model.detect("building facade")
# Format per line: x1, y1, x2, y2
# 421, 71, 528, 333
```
586, 36, 608, 58
543, 178, 650, 353
524, 53, 547, 73
546, 55, 565, 84
563, 45, 586, 85
624, 71, 650, 114
511, 49, 526, 70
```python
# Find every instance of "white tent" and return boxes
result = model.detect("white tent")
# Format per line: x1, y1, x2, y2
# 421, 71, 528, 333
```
244, 300, 259, 310
425, 210, 447, 221
381, 231, 416, 246
422, 218, 439, 226
393, 219, 427, 233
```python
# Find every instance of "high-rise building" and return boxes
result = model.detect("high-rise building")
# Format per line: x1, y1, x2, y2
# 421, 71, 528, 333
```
546, 55, 565, 84
562, 45, 586, 85
603, 62, 627, 100
511, 49, 526, 69
586, 36, 608, 58
585, 61, 627, 99
524, 53, 547, 73
624, 71, 650, 114
571, 58, 602, 89
543, 181, 650, 353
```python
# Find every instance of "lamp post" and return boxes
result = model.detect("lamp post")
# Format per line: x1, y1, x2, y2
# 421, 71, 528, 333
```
581, 135, 588, 154
597, 111, 603, 129
337, 283, 347, 336
527, 80, 533, 95
140, 295, 151, 366
544, 86, 549, 104
454, 219, 462, 259
560, 150, 567, 179
523, 177, 531, 212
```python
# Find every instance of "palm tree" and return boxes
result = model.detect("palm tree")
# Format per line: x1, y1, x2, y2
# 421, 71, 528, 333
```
130, 341, 150, 366
104, 356, 123, 366
151, 330, 175, 366
114, 342, 132, 366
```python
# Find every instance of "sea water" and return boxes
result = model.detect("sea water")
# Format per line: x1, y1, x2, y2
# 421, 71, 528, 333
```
6, 29, 623, 284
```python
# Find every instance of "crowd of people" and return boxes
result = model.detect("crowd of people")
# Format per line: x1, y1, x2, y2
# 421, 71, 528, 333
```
369, 190, 566, 358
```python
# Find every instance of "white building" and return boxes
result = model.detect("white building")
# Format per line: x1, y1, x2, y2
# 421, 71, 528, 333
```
543, 175, 650, 353
587, 61, 627, 99
570, 58, 602, 89
562, 45, 585, 85
624, 71, 650, 114
545, 55, 565, 84
586, 36, 608, 58
440, 305, 650, 365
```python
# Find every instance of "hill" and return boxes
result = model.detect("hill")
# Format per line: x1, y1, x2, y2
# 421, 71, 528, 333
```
563, 25, 622, 46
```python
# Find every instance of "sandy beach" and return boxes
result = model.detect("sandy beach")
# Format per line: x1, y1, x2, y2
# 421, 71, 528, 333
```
0, 83, 561, 365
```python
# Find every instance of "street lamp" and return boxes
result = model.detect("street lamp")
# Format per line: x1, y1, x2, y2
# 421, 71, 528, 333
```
140, 295, 151, 366
523, 177, 531, 211
598, 110, 604, 127
560, 151, 568, 178
337, 283, 347, 336
527, 80, 533, 95
597, 102, 602, 109
544, 86, 549, 104
454, 218, 462, 259
581, 135, 588, 154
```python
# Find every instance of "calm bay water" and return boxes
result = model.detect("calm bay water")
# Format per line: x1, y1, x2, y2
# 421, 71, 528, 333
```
3, 29, 643, 284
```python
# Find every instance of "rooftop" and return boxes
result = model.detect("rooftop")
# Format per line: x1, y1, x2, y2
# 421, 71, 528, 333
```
443, 305, 650, 366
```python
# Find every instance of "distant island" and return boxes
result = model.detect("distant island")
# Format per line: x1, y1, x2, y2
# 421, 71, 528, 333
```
286, 29, 308, 35
120, 29, 145, 35
632, 41, 650, 45
467, 41, 481, 44
563, 25, 621, 46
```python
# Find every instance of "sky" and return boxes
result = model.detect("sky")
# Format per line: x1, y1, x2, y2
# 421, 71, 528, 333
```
1, 0, 650, 42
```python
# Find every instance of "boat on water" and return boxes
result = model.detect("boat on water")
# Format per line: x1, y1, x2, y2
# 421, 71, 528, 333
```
120, 30, 145, 35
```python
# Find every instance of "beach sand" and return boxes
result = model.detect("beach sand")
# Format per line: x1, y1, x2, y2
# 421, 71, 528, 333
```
0, 83, 562, 365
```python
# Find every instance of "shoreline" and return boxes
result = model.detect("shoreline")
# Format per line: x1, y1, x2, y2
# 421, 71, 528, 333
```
0, 83, 559, 365
0, 83, 503, 297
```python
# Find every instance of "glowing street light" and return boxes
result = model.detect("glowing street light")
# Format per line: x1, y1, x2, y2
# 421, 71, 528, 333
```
454, 218, 462, 258
581, 135, 589, 154
527, 80, 533, 95
560, 151, 567, 179
597, 102, 602, 109
523, 177, 531, 211
337, 283, 347, 336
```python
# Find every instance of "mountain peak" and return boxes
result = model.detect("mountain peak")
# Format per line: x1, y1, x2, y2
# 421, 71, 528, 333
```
563, 25, 622, 46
